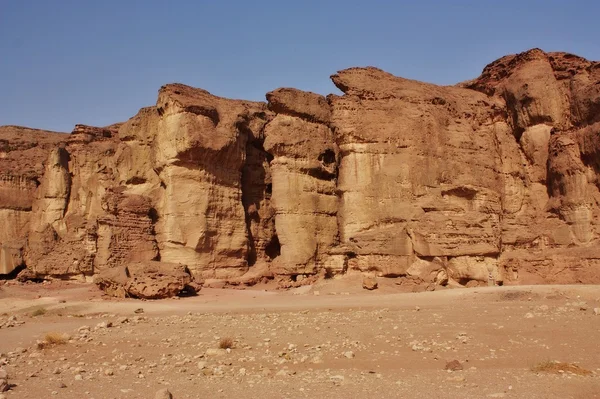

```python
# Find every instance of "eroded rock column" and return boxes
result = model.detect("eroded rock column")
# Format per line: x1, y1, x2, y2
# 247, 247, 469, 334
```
264, 88, 339, 276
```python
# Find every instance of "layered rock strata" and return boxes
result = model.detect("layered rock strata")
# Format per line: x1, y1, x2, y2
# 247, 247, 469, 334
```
1, 48, 599, 288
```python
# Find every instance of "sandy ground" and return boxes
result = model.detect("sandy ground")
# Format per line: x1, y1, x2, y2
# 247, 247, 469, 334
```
0, 277, 599, 399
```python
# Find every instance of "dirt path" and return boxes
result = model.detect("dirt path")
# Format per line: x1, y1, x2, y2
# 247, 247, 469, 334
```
0, 280, 599, 398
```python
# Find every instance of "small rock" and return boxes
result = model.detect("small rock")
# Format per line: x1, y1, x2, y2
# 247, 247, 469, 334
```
465, 280, 479, 288
197, 361, 207, 370
445, 360, 463, 371
362, 275, 378, 290
593, 308, 600, 316
74, 374, 83, 381
524, 312, 534, 319
275, 369, 288, 377
78, 326, 91, 333
456, 332, 468, 343
155, 388, 173, 399
134, 308, 144, 314
205, 348, 226, 357
104, 369, 114, 376
258, 368, 270, 377
343, 351, 355, 359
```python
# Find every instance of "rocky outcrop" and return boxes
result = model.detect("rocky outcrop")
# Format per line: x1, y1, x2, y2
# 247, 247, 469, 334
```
464, 49, 600, 284
264, 88, 339, 276
2, 48, 600, 289
0, 126, 67, 275
329, 67, 506, 281
119, 84, 273, 280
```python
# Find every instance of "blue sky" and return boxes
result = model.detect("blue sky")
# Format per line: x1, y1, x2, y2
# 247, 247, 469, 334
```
1, 0, 598, 132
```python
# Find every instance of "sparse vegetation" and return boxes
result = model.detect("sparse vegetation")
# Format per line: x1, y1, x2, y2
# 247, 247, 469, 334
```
219, 337, 234, 349
45, 332, 68, 345
37, 332, 69, 349
532, 360, 592, 376
30, 307, 47, 317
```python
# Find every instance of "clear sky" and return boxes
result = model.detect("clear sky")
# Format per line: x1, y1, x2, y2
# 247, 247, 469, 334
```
1, 0, 598, 132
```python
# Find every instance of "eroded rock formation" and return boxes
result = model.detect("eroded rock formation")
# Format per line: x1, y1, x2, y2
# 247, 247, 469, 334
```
1, 48, 600, 290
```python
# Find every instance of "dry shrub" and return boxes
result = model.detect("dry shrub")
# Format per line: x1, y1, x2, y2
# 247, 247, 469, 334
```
38, 332, 68, 349
532, 360, 592, 376
30, 307, 47, 317
219, 337, 234, 349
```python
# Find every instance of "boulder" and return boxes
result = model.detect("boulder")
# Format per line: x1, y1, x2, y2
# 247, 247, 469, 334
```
362, 275, 378, 290
94, 261, 198, 299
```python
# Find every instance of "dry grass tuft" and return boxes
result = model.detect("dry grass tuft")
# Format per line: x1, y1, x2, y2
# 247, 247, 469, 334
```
30, 307, 47, 317
532, 360, 592, 376
38, 332, 69, 349
219, 337, 234, 349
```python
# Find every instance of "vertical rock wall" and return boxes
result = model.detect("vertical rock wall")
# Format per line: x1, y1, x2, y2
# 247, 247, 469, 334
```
264, 89, 339, 276
1, 48, 600, 286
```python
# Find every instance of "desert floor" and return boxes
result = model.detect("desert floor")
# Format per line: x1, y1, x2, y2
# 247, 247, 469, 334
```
0, 276, 599, 399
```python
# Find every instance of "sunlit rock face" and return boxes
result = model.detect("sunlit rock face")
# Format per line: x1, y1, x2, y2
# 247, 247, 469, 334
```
2, 48, 600, 286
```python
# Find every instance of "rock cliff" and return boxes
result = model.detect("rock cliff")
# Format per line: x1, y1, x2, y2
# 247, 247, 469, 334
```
2, 48, 599, 290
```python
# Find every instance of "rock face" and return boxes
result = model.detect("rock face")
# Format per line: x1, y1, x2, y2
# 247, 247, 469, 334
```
1, 48, 600, 288
264, 88, 339, 276
0, 126, 67, 276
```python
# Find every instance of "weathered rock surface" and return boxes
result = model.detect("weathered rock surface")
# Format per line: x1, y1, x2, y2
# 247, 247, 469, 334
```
94, 261, 195, 299
155, 389, 173, 399
362, 275, 378, 290
0, 367, 8, 392
2, 48, 600, 289
264, 88, 338, 276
